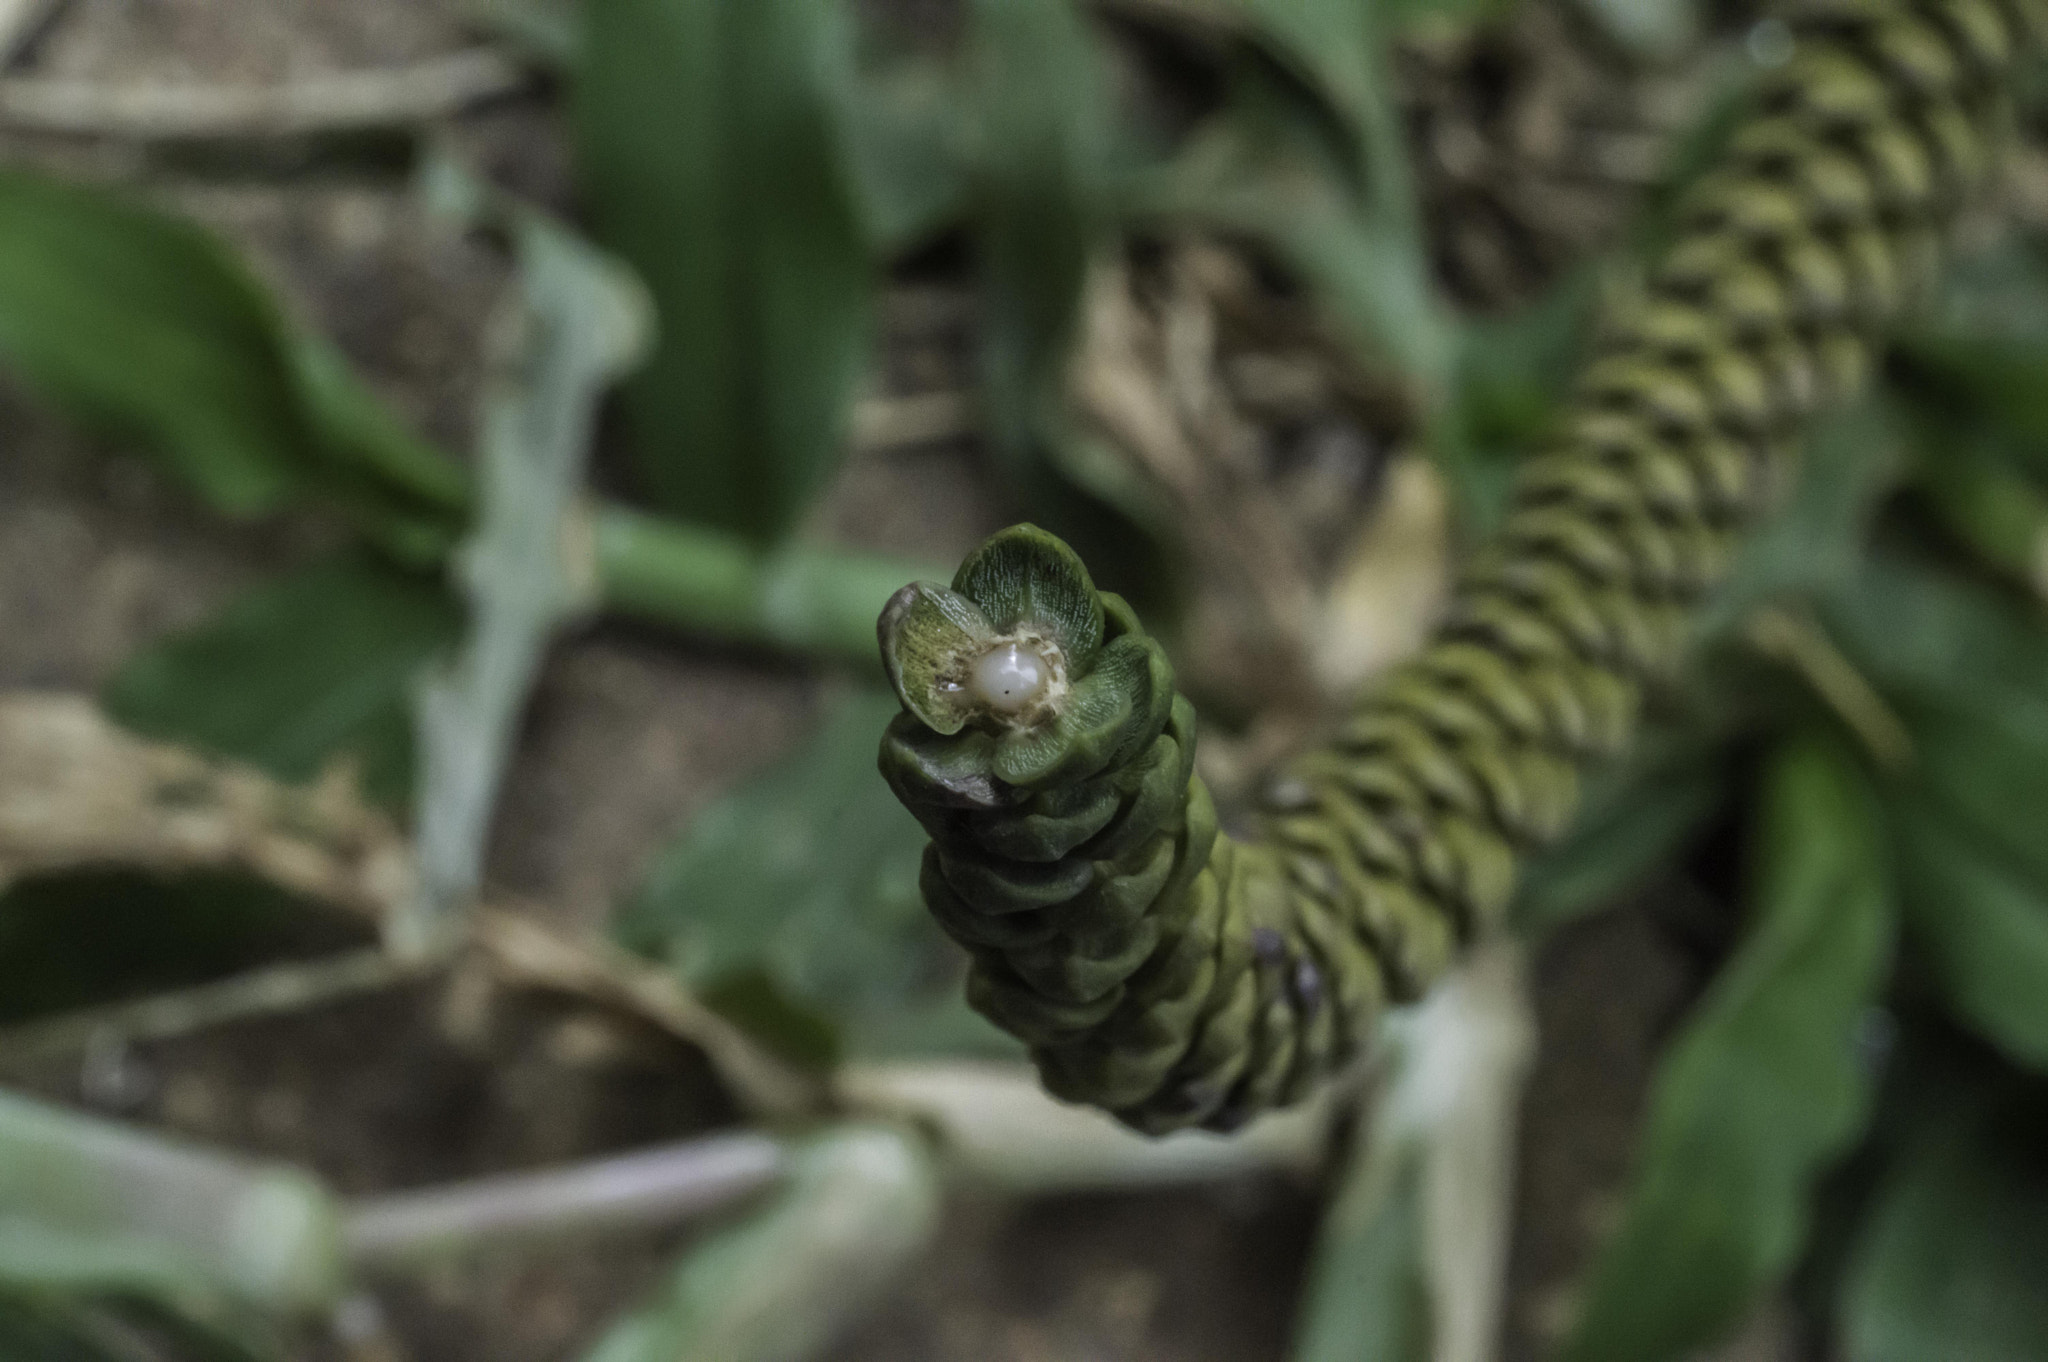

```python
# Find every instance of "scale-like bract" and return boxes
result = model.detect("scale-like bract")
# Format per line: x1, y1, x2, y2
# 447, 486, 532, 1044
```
881, 0, 2047, 1134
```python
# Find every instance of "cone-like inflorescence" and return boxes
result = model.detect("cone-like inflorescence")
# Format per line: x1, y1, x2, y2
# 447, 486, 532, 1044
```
881, 0, 2048, 1134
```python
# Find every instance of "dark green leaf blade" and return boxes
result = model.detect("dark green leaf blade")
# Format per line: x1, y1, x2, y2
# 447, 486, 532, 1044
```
971, 0, 1110, 450
616, 690, 1017, 1063
1561, 736, 1896, 1362
1824, 552, 2048, 1069
1513, 741, 1726, 937
965, 0, 1178, 605
577, 0, 873, 543
846, 54, 970, 257
102, 554, 460, 807
1893, 807, 2048, 1072
1140, 52, 1455, 404
0, 168, 310, 515
1704, 400, 1906, 635
288, 339, 472, 562
1824, 549, 2048, 708
1839, 1095, 2048, 1362
1903, 699, 2048, 892
1290, 1140, 1430, 1362
0, 1290, 275, 1362
0, 165, 472, 548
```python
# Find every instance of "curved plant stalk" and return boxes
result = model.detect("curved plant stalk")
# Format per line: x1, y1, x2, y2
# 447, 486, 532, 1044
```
403, 189, 651, 955
836, 1059, 1329, 1193
1291, 941, 1534, 1362
876, 0, 2048, 1133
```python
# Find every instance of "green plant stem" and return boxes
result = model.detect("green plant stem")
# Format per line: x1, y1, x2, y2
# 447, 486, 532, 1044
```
592, 503, 947, 665
0, 1090, 346, 1314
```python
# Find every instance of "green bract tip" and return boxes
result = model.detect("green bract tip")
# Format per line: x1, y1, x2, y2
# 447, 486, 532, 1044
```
878, 524, 1156, 790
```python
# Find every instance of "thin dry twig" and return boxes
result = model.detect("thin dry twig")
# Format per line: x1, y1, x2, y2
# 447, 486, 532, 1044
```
0, 48, 529, 139
474, 911, 823, 1121
0, 947, 420, 1065
1072, 250, 1325, 706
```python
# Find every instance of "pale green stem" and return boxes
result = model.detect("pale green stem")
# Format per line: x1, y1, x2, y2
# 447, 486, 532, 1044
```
0, 1090, 345, 1315
592, 505, 947, 666
400, 203, 650, 957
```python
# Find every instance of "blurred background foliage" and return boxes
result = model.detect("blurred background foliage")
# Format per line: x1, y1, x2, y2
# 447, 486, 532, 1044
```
1, 0, 2047, 1359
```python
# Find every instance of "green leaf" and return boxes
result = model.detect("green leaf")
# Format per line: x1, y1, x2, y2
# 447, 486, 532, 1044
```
1239, 0, 1453, 393
1451, 265, 1600, 448
1513, 741, 1726, 937
577, 0, 873, 543
1904, 700, 2048, 892
1893, 807, 2048, 1072
1437, 263, 1600, 529
1290, 1140, 1431, 1362
0, 168, 307, 514
1561, 736, 1896, 1362
1219, 0, 1383, 143
846, 54, 971, 256
102, 554, 461, 808
0, 1091, 345, 1317
0, 167, 469, 544
615, 690, 1018, 1063
580, 1125, 938, 1362
1140, 51, 1455, 402
966, 0, 1177, 605
1383, 0, 1516, 19
287, 340, 472, 563
1909, 428, 2048, 594
1840, 1094, 2048, 1362
1829, 557, 2048, 1066
1824, 550, 2048, 709
1891, 233, 2048, 477
0, 1291, 273, 1362
1214, 0, 1446, 241
1702, 400, 1906, 635
971, 0, 1109, 444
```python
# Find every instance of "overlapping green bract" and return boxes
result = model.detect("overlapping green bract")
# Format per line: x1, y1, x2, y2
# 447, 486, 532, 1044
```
876, 527, 1227, 1128
880, 1, 2048, 1139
